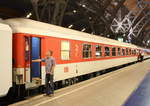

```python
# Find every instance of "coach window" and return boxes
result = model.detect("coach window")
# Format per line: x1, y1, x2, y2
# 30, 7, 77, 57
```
105, 47, 110, 56
136, 50, 139, 55
134, 50, 136, 55
126, 48, 128, 55
122, 49, 125, 56
132, 50, 134, 55
118, 48, 121, 56
61, 41, 70, 60
112, 47, 116, 56
129, 49, 131, 55
83, 44, 92, 58
95, 45, 102, 57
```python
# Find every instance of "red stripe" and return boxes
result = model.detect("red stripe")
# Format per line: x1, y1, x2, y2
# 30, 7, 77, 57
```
13, 33, 140, 68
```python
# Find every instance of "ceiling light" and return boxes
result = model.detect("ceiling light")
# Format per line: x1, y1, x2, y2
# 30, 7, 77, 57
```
26, 13, 32, 18
81, 28, 86, 32
68, 24, 73, 28
73, 10, 77, 13
82, 4, 86, 7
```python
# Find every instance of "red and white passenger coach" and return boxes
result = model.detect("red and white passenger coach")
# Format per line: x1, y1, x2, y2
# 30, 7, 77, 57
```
1, 18, 150, 98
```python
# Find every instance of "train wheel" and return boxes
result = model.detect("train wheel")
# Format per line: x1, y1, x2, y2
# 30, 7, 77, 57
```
70, 78, 76, 85
62, 80, 66, 87
62, 79, 70, 87
65, 79, 71, 86
95, 72, 100, 77
74, 77, 79, 83
90, 73, 94, 78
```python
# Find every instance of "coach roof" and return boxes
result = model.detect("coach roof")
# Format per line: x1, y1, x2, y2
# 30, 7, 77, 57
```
5, 18, 138, 48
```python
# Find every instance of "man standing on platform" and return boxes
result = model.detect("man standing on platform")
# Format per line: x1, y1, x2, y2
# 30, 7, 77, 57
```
32, 50, 56, 96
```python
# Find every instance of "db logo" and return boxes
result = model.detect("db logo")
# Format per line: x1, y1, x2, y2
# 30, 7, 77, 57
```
64, 67, 69, 73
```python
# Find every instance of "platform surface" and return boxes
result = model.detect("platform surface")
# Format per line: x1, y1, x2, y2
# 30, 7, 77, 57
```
123, 69, 150, 106
10, 59, 150, 106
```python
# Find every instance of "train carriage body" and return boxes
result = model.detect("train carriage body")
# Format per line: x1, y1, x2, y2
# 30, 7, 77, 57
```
4, 18, 149, 89
0, 22, 12, 97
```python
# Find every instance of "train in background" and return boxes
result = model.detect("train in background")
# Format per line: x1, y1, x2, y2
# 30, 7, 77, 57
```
0, 22, 12, 98
0, 18, 150, 99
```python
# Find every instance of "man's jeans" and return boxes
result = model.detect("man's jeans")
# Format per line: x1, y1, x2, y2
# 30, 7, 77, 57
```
45, 74, 54, 95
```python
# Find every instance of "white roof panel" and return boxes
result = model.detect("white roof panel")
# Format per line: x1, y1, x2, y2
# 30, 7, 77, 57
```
5, 18, 138, 48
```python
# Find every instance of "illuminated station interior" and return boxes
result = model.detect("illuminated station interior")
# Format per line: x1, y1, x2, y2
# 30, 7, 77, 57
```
0, 0, 150, 106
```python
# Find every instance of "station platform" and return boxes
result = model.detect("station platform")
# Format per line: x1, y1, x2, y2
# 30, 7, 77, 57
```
10, 59, 150, 106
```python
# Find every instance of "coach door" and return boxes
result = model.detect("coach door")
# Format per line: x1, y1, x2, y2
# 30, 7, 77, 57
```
31, 37, 41, 80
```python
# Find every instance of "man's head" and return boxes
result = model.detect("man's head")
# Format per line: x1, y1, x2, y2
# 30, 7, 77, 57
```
46, 50, 53, 57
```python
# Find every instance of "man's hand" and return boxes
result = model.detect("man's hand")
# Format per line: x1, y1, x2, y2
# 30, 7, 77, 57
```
32, 59, 41, 62
50, 65, 55, 75
50, 71, 53, 75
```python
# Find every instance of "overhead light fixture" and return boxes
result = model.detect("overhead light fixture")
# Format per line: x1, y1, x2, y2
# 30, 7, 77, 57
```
73, 10, 77, 13
26, 13, 32, 18
107, 35, 110, 37
89, 17, 92, 20
118, 37, 123, 42
91, 32, 94, 34
82, 4, 86, 7
113, 2, 118, 6
68, 24, 73, 28
81, 28, 86, 32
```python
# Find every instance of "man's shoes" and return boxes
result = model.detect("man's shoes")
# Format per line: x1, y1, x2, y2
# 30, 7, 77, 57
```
43, 94, 49, 96
48, 94, 54, 97
43, 93, 54, 97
